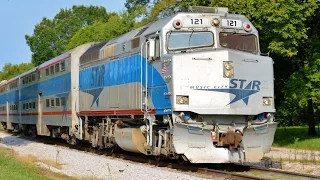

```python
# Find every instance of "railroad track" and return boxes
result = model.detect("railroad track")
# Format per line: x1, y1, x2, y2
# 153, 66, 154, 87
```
3, 131, 320, 180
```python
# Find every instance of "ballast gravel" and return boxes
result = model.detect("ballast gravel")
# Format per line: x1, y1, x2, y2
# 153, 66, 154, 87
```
0, 131, 210, 180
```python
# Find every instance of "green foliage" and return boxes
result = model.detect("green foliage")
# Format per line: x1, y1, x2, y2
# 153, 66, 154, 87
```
0, 63, 34, 81
26, 5, 111, 66
273, 126, 320, 150
125, 0, 149, 19
67, 12, 135, 50
208, 0, 318, 57
0, 151, 46, 180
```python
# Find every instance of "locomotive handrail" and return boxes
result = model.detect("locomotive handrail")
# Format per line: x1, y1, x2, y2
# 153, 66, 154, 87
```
140, 42, 145, 112
145, 41, 149, 112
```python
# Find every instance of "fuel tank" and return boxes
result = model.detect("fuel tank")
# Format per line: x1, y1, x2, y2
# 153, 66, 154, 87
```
114, 128, 147, 154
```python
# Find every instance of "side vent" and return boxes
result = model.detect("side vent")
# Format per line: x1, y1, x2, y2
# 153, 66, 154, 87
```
103, 44, 115, 59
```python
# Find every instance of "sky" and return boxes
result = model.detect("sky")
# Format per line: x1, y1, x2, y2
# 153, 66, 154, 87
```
0, 0, 126, 69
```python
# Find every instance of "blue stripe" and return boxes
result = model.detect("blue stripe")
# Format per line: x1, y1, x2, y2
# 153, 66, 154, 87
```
80, 55, 172, 114
0, 73, 71, 103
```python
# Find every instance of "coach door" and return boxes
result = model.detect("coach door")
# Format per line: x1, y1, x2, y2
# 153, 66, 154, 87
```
37, 92, 43, 135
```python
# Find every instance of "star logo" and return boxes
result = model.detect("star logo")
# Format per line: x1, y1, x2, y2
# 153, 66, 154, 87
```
191, 79, 261, 105
206, 88, 259, 105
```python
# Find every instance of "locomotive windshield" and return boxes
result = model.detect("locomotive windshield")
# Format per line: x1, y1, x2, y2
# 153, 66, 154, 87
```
219, 32, 258, 54
167, 31, 214, 51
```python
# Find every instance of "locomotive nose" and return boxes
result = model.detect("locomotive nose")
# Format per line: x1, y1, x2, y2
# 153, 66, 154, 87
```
172, 50, 275, 115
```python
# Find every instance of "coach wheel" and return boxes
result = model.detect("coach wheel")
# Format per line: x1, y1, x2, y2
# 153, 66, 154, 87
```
28, 126, 37, 139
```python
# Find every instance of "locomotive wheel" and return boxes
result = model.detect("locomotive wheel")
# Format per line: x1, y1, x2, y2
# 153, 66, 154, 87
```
154, 155, 163, 162
176, 155, 189, 165
108, 145, 118, 153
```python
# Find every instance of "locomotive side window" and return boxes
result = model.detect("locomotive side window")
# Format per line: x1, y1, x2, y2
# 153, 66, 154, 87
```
219, 32, 258, 54
147, 36, 160, 60
167, 31, 214, 51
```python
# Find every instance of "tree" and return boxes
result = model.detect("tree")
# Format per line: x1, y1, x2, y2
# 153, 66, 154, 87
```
0, 63, 34, 81
126, 0, 320, 133
67, 12, 135, 50
26, 5, 111, 66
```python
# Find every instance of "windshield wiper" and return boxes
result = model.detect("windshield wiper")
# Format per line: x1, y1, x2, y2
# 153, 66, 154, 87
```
188, 30, 194, 52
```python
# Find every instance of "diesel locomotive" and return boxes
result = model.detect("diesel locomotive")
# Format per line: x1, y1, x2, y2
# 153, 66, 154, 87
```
0, 6, 277, 163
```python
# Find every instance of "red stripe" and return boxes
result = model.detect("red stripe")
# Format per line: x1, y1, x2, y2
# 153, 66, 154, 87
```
0, 54, 71, 89
43, 110, 72, 115
79, 109, 155, 116
21, 113, 38, 116
0, 111, 72, 116
20, 69, 38, 79
38, 54, 71, 70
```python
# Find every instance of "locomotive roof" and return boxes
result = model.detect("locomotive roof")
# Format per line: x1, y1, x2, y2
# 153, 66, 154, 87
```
102, 15, 172, 48
79, 40, 109, 65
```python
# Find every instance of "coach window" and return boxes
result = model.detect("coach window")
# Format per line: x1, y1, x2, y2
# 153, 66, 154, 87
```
23, 104, 25, 110
55, 64, 60, 73
61, 97, 66, 106
50, 66, 54, 75
46, 99, 50, 107
28, 76, 32, 83
32, 74, 35, 81
61, 61, 65, 71
46, 68, 49, 76
56, 98, 60, 107
50, 98, 55, 107
32, 102, 36, 109
29, 103, 32, 109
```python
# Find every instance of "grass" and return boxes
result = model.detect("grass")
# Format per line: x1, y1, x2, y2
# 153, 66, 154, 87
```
0, 148, 74, 180
273, 126, 320, 150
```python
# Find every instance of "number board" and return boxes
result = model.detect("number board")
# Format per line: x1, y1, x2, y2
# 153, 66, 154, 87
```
221, 19, 242, 28
183, 18, 210, 27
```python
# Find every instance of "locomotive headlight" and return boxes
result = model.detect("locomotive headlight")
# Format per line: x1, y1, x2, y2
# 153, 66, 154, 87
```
212, 18, 220, 26
263, 97, 272, 106
223, 61, 234, 78
176, 95, 189, 105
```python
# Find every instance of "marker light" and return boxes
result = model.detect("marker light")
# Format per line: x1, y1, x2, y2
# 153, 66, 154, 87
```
263, 97, 272, 106
176, 95, 189, 105
223, 61, 234, 78
173, 19, 183, 29
243, 22, 252, 31
212, 18, 220, 26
